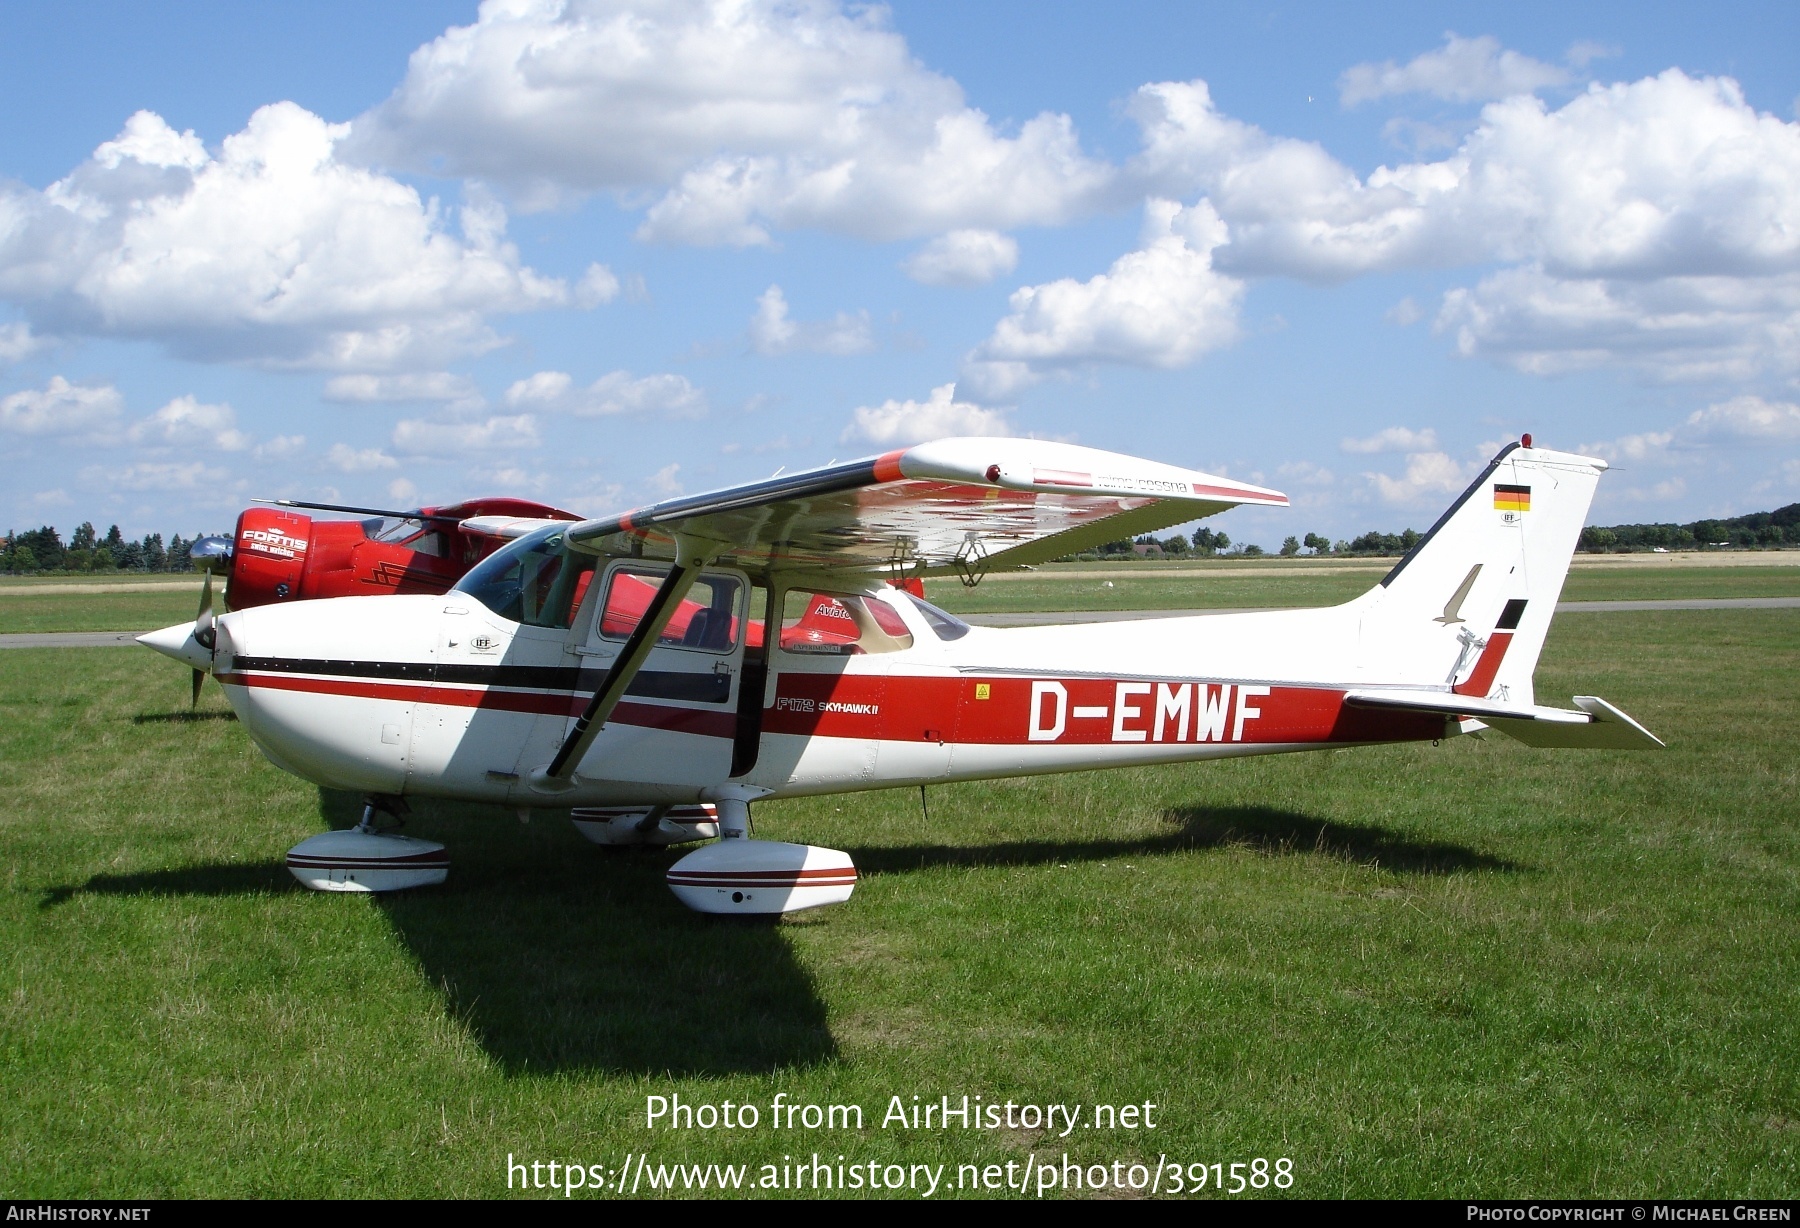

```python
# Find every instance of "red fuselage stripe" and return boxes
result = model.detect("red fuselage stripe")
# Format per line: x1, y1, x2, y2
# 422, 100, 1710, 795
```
219, 667, 1446, 749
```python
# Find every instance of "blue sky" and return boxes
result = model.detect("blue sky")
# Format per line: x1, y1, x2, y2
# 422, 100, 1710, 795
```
2, 1, 1797, 548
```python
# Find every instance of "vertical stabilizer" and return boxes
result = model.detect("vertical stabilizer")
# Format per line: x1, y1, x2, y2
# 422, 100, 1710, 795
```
1354, 440, 1607, 706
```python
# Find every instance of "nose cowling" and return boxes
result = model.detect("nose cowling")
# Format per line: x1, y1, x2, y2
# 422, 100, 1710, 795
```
138, 622, 215, 673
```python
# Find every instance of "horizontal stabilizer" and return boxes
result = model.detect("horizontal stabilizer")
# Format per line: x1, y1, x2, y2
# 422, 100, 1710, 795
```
1488, 695, 1665, 749
1343, 690, 1663, 749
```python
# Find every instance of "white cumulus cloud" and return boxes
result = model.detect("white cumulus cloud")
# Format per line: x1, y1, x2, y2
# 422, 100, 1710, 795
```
0, 376, 123, 436
1366, 451, 1474, 506
391, 413, 541, 458
1341, 426, 1440, 454
748, 285, 874, 355
324, 372, 485, 406
503, 369, 707, 417
0, 106, 572, 370
253, 434, 306, 462
965, 199, 1241, 389
94, 460, 231, 492
1110, 70, 1800, 379
840, 383, 1009, 446
1438, 266, 1800, 381
349, 0, 1115, 244
0, 322, 47, 364
1684, 395, 1800, 441
1579, 397, 1800, 468
1339, 33, 1571, 106
326, 443, 401, 472
902, 229, 1019, 286
127, 395, 250, 451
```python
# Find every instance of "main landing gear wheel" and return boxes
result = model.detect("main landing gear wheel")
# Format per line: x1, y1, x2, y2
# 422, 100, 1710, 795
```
285, 795, 448, 893
664, 790, 857, 915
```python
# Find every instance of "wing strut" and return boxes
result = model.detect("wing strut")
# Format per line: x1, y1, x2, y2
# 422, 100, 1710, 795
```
531, 537, 717, 792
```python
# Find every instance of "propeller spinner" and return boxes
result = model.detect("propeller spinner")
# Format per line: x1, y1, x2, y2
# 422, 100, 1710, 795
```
137, 570, 220, 706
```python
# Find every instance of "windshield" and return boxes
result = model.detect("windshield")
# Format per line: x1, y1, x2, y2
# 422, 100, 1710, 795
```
365, 515, 423, 544
452, 525, 595, 628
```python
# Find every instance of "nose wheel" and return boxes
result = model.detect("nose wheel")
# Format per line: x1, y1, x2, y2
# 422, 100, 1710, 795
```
285, 795, 444, 893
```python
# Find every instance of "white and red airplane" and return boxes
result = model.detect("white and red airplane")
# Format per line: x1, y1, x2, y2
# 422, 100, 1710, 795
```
140, 436, 1661, 913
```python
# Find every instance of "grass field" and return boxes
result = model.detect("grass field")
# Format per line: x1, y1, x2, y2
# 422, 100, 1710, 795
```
0, 587, 1796, 1197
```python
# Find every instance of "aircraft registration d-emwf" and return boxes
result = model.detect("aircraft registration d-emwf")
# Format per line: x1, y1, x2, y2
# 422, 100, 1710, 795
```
142, 435, 1661, 914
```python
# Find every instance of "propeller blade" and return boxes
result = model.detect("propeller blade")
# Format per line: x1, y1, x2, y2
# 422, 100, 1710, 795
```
191, 572, 215, 708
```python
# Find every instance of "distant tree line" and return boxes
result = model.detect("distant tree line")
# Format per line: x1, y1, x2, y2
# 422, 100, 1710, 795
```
1062, 500, 1800, 564
1, 523, 221, 575
1088, 527, 1422, 560
1070, 528, 1245, 561
1576, 503, 1800, 552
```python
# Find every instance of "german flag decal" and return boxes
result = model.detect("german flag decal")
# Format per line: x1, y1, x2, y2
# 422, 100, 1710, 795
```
1494, 484, 1531, 513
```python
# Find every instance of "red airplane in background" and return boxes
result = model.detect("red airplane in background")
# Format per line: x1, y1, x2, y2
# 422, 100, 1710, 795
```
190, 497, 584, 610
177, 497, 581, 705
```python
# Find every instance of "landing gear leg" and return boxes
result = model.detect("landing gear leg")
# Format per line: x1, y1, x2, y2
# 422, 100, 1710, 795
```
716, 796, 750, 841
356, 794, 410, 834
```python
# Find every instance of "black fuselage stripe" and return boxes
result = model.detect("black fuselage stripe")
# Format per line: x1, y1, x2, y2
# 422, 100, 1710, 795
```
229, 657, 730, 703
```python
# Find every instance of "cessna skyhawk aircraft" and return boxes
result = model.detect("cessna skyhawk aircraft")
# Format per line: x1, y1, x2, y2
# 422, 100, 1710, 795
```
140, 436, 1660, 913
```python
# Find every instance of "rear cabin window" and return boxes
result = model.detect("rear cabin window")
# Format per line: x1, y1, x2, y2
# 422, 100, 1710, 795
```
902, 592, 971, 641
778, 590, 914, 655
598, 566, 744, 652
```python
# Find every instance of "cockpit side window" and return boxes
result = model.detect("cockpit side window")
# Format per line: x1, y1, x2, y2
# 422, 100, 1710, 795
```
598, 565, 744, 653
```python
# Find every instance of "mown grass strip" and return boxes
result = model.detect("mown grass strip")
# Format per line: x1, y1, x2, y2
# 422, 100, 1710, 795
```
0, 605, 1793, 1196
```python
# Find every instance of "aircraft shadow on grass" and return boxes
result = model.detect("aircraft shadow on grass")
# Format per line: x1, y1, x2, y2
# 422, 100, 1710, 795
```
130, 710, 239, 725
38, 795, 1512, 1077
851, 804, 1518, 878
311, 788, 839, 1079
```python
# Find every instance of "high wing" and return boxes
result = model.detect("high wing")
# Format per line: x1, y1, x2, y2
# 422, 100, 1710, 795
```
531, 438, 1284, 790
563, 437, 1287, 578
